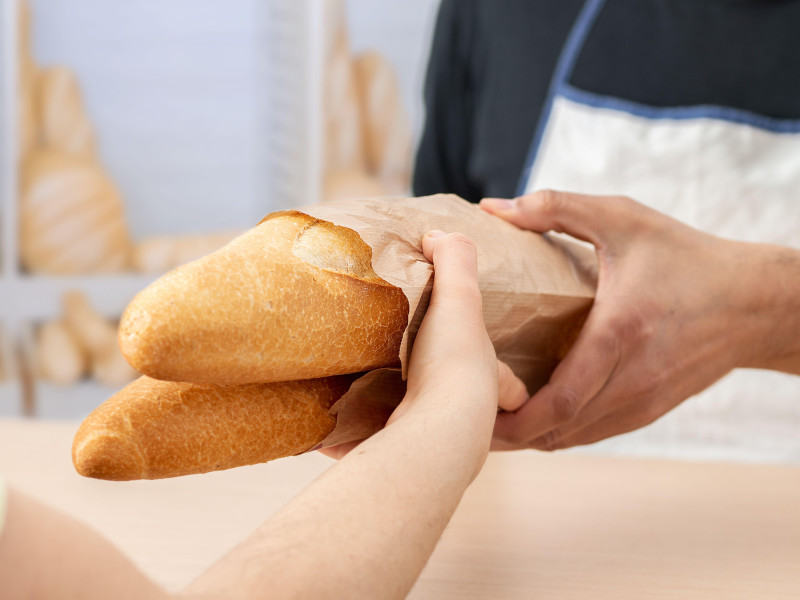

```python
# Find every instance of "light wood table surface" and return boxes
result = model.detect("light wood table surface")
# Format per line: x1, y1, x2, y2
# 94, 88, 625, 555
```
1, 418, 798, 599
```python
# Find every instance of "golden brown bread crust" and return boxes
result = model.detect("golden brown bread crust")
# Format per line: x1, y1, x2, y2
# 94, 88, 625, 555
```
119, 211, 409, 385
72, 375, 353, 480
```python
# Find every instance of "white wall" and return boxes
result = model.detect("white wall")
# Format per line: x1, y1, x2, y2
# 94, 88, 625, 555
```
28, 0, 263, 239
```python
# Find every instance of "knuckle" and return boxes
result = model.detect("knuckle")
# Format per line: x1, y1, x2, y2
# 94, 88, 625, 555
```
446, 232, 476, 249
531, 431, 561, 452
496, 425, 529, 447
606, 310, 650, 345
439, 233, 477, 258
549, 388, 582, 423
531, 189, 564, 216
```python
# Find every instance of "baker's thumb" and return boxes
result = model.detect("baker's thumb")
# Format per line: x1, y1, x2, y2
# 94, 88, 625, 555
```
480, 189, 628, 247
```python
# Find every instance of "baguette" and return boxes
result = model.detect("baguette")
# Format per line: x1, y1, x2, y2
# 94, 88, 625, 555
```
36, 320, 87, 386
36, 66, 96, 157
132, 231, 243, 274
353, 51, 412, 194
20, 151, 131, 274
73, 375, 354, 480
119, 210, 409, 385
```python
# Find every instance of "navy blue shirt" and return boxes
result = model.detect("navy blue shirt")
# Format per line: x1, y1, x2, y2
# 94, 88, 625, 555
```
413, 0, 800, 202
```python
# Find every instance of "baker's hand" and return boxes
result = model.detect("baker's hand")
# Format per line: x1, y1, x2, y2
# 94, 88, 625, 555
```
320, 231, 528, 460
481, 190, 796, 451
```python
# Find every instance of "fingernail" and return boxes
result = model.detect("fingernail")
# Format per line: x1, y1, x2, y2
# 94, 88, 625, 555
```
481, 197, 515, 209
426, 230, 446, 239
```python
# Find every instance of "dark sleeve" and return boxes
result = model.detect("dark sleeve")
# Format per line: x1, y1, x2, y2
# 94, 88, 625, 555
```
412, 0, 482, 201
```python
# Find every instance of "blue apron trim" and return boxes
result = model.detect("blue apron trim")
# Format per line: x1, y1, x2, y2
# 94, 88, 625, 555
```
561, 84, 800, 134
515, 0, 607, 196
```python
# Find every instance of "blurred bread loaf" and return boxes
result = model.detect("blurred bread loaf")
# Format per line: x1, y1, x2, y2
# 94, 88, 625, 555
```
353, 51, 412, 194
18, 0, 38, 159
20, 151, 131, 274
119, 210, 409, 385
323, 170, 389, 204
73, 375, 353, 480
63, 291, 137, 387
133, 231, 243, 274
36, 320, 87, 386
36, 66, 96, 157
324, 28, 366, 175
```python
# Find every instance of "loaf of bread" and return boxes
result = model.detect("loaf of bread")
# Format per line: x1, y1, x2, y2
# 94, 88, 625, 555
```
73, 375, 353, 480
62, 291, 137, 387
36, 66, 96, 157
324, 28, 366, 175
20, 151, 131, 274
132, 231, 243, 274
19, 71, 38, 160
36, 320, 87, 386
353, 51, 412, 194
323, 169, 389, 203
18, 0, 38, 159
119, 211, 409, 385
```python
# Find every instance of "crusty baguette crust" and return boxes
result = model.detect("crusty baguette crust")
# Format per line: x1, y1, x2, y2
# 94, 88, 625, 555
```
118, 211, 409, 384
72, 375, 353, 480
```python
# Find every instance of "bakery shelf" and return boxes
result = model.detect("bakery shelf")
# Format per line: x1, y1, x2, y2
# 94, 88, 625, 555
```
1, 0, 436, 419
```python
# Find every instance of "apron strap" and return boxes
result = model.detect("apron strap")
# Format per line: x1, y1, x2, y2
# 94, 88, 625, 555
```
517, 0, 608, 196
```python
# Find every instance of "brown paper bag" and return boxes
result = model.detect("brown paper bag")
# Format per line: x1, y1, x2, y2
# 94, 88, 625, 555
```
294, 195, 597, 447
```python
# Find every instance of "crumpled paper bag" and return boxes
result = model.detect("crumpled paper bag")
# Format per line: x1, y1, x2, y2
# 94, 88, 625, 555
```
294, 194, 597, 447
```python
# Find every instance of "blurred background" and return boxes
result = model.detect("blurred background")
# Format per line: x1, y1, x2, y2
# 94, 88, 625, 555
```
2, 1, 798, 467
0, 0, 439, 419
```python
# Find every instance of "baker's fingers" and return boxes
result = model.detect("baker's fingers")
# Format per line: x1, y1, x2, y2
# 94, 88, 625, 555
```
480, 190, 634, 247
421, 231, 482, 322
493, 327, 620, 447
531, 408, 652, 451
497, 360, 529, 412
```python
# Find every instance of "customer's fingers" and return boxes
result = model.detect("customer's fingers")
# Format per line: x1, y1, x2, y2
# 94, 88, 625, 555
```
421, 230, 482, 324
497, 360, 529, 412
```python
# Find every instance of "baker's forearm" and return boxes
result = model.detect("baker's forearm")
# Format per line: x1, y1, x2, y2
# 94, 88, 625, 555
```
740, 243, 800, 375
182, 394, 494, 600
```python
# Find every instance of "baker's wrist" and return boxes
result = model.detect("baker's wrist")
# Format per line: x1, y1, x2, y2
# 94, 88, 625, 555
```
738, 243, 800, 369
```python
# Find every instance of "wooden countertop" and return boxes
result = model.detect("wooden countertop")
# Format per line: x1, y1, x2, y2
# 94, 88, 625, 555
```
1, 418, 798, 598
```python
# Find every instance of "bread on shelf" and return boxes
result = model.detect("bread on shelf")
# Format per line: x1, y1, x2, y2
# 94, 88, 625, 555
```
20, 151, 132, 275
324, 26, 366, 176
36, 66, 96, 157
17, 0, 38, 159
36, 320, 87, 387
322, 169, 389, 203
132, 231, 243, 274
353, 51, 412, 194
63, 291, 137, 387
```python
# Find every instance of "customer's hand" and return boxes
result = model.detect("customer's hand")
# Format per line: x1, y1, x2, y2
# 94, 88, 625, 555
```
321, 231, 528, 460
481, 190, 800, 451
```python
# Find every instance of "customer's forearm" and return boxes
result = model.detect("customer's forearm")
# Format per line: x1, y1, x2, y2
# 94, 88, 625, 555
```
0, 489, 169, 600
181, 394, 494, 600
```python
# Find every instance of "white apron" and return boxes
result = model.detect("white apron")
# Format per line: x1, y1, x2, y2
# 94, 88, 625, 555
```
518, 0, 800, 463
